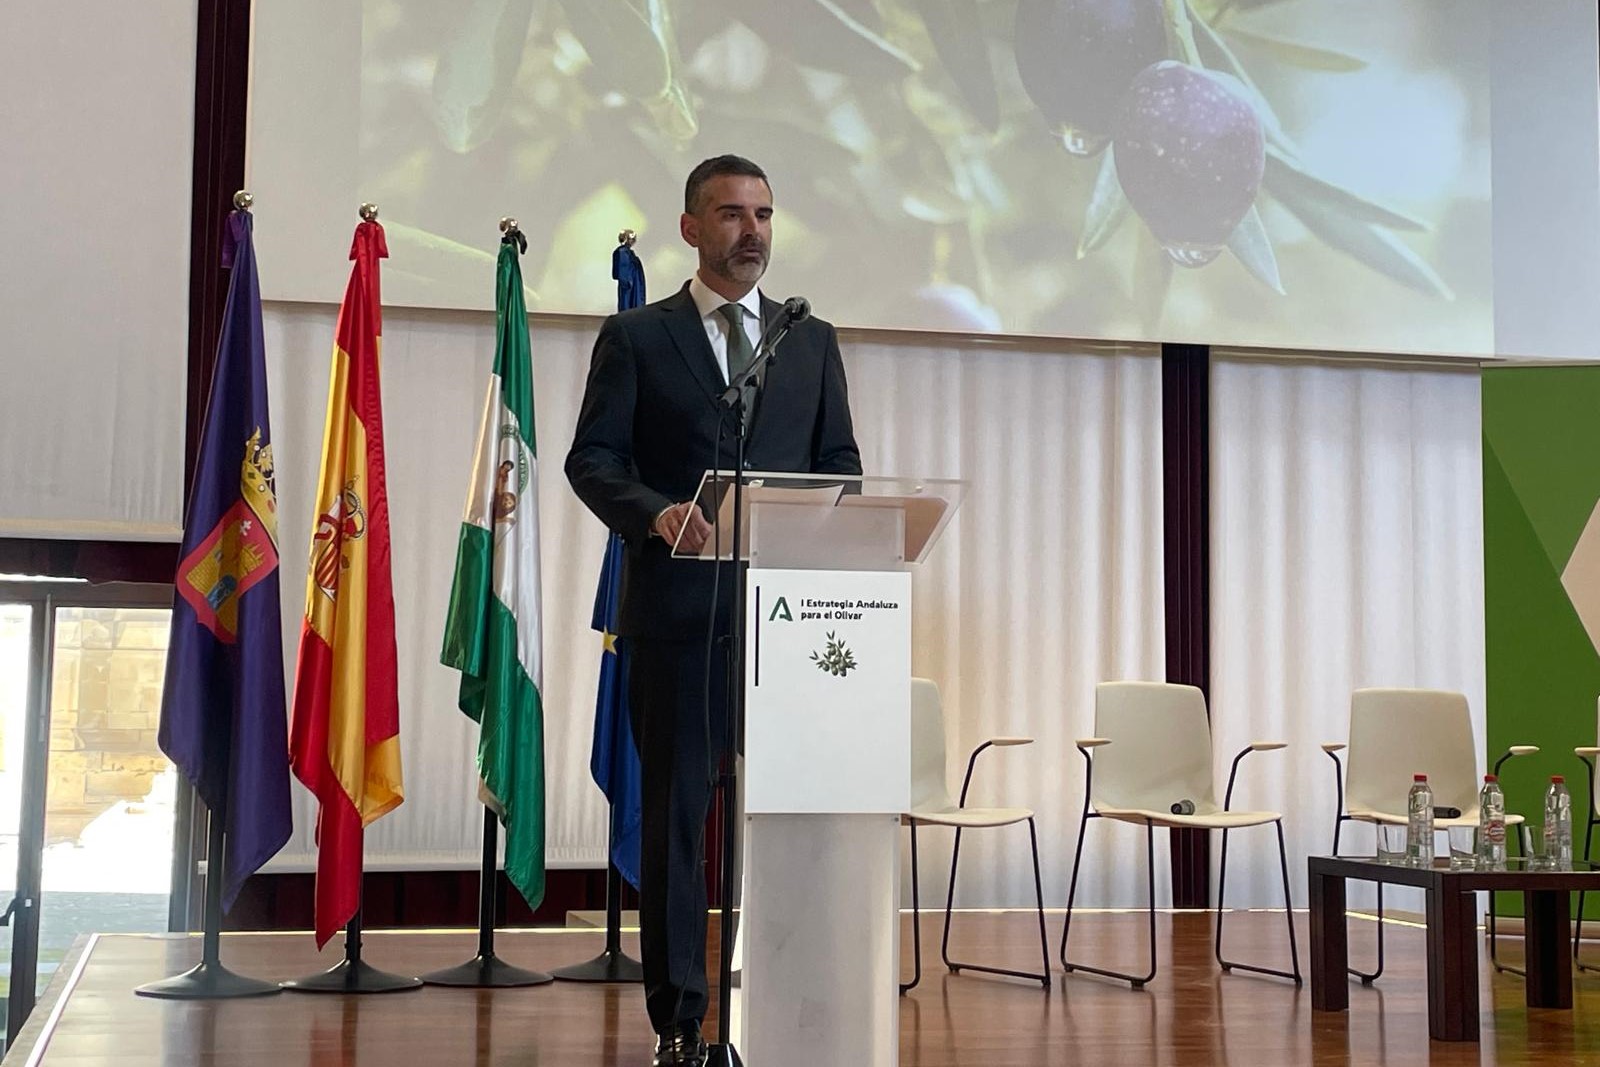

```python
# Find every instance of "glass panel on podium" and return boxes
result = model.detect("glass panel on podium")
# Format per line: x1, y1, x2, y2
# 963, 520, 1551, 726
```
670, 471, 966, 569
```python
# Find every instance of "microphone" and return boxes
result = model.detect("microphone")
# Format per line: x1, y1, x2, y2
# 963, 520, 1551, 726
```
724, 296, 811, 414
751, 296, 810, 357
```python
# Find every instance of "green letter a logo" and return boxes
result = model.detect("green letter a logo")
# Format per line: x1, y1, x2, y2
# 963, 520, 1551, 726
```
769, 596, 793, 622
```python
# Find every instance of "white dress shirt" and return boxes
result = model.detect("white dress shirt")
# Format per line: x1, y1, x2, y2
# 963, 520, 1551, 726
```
688, 273, 763, 384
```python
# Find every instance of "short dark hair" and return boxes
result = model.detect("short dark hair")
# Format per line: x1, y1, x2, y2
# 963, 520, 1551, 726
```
684, 155, 771, 213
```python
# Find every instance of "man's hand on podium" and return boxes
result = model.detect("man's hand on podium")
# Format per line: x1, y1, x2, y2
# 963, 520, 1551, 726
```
653, 501, 713, 554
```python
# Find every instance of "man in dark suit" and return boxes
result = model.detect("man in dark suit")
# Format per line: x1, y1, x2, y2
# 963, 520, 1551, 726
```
566, 155, 862, 1066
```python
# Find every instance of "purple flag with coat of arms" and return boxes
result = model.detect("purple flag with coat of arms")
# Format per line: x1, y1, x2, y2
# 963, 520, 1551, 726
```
158, 209, 292, 909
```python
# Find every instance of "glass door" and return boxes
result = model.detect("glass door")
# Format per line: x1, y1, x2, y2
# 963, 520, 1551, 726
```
0, 582, 177, 1053
0, 602, 34, 1051
38, 603, 177, 977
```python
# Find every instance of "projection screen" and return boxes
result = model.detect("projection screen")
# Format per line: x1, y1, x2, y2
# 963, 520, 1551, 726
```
249, 0, 1600, 360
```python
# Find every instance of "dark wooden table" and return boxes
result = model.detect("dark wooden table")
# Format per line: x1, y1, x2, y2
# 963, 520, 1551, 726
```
1309, 855, 1600, 1042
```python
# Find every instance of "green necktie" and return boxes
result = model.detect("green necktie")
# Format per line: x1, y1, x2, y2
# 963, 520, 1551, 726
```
719, 302, 754, 382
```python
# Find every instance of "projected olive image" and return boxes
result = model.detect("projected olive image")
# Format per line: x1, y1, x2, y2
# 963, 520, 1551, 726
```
357, 0, 1490, 354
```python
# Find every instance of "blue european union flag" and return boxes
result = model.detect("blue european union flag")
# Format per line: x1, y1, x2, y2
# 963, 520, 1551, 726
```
589, 531, 641, 888
588, 238, 646, 887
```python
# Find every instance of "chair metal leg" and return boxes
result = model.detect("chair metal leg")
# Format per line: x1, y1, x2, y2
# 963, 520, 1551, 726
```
1489, 822, 1527, 978
1331, 816, 1383, 984
1214, 822, 1302, 983
1029, 818, 1052, 989
1059, 808, 1092, 970
940, 827, 961, 972
1061, 816, 1158, 988
939, 820, 1051, 989
900, 820, 922, 995
1578, 818, 1600, 972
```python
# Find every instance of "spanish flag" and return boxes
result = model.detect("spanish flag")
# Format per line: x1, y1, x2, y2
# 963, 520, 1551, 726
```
289, 219, 403, 948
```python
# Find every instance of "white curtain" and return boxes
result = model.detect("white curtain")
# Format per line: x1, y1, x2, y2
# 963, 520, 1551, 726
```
1210, 355, 1485, 908
260, 301, 1167, 910
844, 334, 1168, 908
263, 304, 609, 871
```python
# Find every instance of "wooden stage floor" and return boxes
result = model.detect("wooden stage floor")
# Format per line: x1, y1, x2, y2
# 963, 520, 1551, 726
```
8, 911, 1600, 1066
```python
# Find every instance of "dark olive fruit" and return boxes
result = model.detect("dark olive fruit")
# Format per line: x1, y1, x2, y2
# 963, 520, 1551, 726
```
1111, 60, 1265, 265
1013, 0, 1167, 154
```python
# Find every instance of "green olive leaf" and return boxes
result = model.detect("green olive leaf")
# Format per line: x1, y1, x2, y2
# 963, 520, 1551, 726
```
1078, 148, 1131, 259
1220, 26, 1367, 72
727, 0, 921, 80
556, 0, 672, 100
1279, 196, 1453, 299
920, 0, 1000, 131
1226, 203, 1285, 294
430, 0, 539, 154
1264, 146, 1427, 233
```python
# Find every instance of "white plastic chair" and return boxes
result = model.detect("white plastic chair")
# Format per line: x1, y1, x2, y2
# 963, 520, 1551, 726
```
1061, 682, 1299, 988
1323, 687, 1536, 982
1573, 695, 1600, 970
900, 678, 1050, 994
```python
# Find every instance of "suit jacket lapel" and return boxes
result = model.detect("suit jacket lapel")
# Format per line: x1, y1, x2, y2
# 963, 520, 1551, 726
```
660, 283, 725, 410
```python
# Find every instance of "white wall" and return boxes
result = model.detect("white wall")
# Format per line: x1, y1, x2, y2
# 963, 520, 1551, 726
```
0, 1, 195, 540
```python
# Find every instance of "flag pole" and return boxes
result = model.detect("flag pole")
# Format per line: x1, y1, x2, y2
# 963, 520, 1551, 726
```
135, 792, 281, 999
136, 189, 285, 1001
551, 226, 645, 985
281, 909, 422, 993
421, 806, 554, 987
549, 861, 644, 982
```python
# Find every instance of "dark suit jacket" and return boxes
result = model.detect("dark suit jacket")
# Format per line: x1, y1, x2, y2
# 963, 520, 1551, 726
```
565, 282, 863, 640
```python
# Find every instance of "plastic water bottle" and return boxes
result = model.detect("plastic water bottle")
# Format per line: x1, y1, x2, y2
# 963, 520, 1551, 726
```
1407, 774, 1435, 867
1545, 776, 1573, 871
1478, 774, 1506, 871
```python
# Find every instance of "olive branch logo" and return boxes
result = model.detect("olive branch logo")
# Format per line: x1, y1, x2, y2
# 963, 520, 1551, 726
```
811, 631, 858, 678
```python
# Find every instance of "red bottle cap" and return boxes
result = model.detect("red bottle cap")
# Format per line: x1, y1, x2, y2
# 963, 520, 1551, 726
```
1414, 774, 1427, 781
1484, 774, 1497, 783
1552, 775, 1565, 784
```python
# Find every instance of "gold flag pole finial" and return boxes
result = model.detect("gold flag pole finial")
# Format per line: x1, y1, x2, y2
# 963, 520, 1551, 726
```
359, 202, 379, 222
233, 190, 254, 212
499, 216, 520, 236
618, 228, 637, 247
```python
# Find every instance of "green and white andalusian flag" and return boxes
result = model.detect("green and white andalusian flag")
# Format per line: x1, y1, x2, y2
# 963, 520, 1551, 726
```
440, 234, 544, 908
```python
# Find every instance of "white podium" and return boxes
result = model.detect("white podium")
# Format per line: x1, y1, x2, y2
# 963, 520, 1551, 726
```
677, 473, 965, 1067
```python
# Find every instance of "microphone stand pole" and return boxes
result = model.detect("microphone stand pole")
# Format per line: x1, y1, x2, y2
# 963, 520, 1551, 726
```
706, 313, 797, 1067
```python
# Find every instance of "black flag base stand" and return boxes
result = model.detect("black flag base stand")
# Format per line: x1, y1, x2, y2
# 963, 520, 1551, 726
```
420, 952, 553, 988
136, 959, 283, 1000
281, 913, 423, 994
422, 808, 553, 988
135, 802, 280, 1000
550, 857, 642, 983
